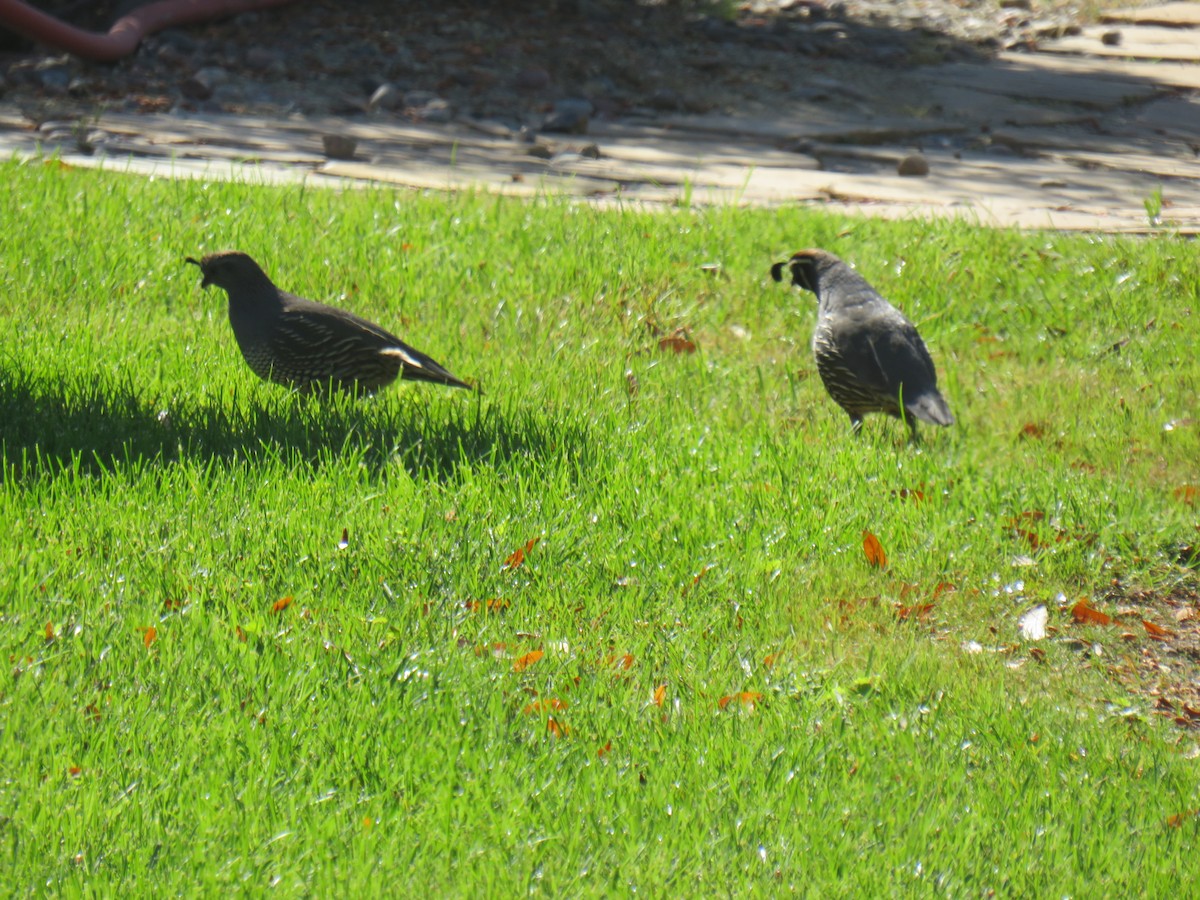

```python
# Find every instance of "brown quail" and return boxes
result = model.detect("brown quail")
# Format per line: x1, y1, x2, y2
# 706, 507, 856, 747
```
186, 251, 471, 393
771, 248, 953, 439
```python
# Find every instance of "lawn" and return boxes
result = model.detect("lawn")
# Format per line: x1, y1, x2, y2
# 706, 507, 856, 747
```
1, 157, 1198, 894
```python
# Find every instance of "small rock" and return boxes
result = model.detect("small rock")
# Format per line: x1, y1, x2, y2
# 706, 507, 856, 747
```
897, 154, 930, 177
193, 66, 229, 88
415, 98, 453, 123
156, 28, 198, 54
579, 143, 601, 159
368, 82, 403, 112
322, 134, 357, 160
526, 144, 554, 159
999, 0, 1032, 8
403, 89, 438, 108
514, 67, 551, 92
180, 77, 212, 101
245, 46, 284, 74
1100, 30, 1122, 46
543, 98, 592, 134
647, 87, 682, 111
36, 64, 71, 94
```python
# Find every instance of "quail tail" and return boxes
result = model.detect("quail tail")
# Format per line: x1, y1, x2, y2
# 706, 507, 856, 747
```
381, 345, 472, 390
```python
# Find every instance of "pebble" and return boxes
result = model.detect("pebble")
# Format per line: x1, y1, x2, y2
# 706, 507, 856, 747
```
579, 143, 601, 159
415, 98, 453, 123
368, 82, 403, 112
514, 67, 551, 92
542, 98, 592, 135
525, 144, 554, 159
322, 134, 358, 160
35, 64, 72, 94
897, 153, 930, 177
245, 47, 285, 75
1100, 30, 1122, 46
404, 89, 438, 108
180, 77, 211, 101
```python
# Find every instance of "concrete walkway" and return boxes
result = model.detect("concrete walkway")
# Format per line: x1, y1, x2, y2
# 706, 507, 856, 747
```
3, 2, 1199, 233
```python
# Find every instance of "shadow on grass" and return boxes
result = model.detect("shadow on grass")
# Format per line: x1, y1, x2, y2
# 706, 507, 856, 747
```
0, 367, 588, 483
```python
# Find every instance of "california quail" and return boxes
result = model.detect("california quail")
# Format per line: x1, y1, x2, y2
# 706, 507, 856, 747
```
186, 251, 471, 393
771, 248, 953, 439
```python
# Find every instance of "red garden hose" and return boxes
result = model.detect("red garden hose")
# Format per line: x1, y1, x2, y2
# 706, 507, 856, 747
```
0, 0, 297, 63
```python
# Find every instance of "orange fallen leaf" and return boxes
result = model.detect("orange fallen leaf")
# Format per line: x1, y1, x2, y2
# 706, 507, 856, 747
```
932, 582, 957, 598
68, 766, 82, 778
896, 603, 934, 621
862, 531, 887, 569
523, 698, 568, 715
762, 653, 779, 669
607, 653, 635, 671
597, 741, 612, 758
1029, 646, 1046, 661
658, 332, 696, 354
718, 691, 762, 710
512, 649, 544, 673
546, 716, 569, 737
1071, 600, 1112, 626
652, 684, 667, 706
235, 626, 247, 642
504, 536, 541, 570
143, 626, 157, 649
1167, 809, 1200, 828
683, 564, 713, 596
163, 598, 183, 611
1142, 619, 1175, 640
1019, 422, 1045, 440
83, 704, 101, 723
1174, 485, 1200, 505
464, 598, 510, 613
45, 621, 55, 642
271, 595, 293, 614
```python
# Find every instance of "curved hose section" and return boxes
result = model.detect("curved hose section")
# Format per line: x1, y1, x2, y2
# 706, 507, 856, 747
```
0, 0, 297, 63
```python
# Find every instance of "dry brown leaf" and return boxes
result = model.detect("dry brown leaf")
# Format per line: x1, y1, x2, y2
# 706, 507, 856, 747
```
718, 691, 762, 710
652, 684, 667, 706
597, 741, 612, 758
271, 595, 293, 614
1071, 600, 1112, 626
546, 717, 569, 738
896, 603, 935, 621
512, 649, 544, 673
862, 531, 887, 569
1173, 484, 1200, 505
504, 536, 541, 570
658, 331, 697, 354
143, 626, 157, 649
1167, 809, 1200, 828
1142, 619, 1175, 640
523, 698, 568, 715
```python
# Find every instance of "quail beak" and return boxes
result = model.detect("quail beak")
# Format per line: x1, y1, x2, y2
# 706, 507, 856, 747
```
184, 256, 211, 288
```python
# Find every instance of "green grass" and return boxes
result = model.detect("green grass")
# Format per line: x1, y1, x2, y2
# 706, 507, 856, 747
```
2, 157, 1198, 894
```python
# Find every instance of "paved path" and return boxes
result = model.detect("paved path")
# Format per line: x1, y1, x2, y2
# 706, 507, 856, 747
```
3, 2, 1199, 233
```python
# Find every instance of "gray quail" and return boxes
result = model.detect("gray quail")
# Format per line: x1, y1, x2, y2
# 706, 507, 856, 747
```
771, 248, 953, 439
186, 251, 471, 393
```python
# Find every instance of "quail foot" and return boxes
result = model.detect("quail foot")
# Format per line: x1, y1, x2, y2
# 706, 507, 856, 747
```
771, 248, 953, 440
187, 250, 471, 393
